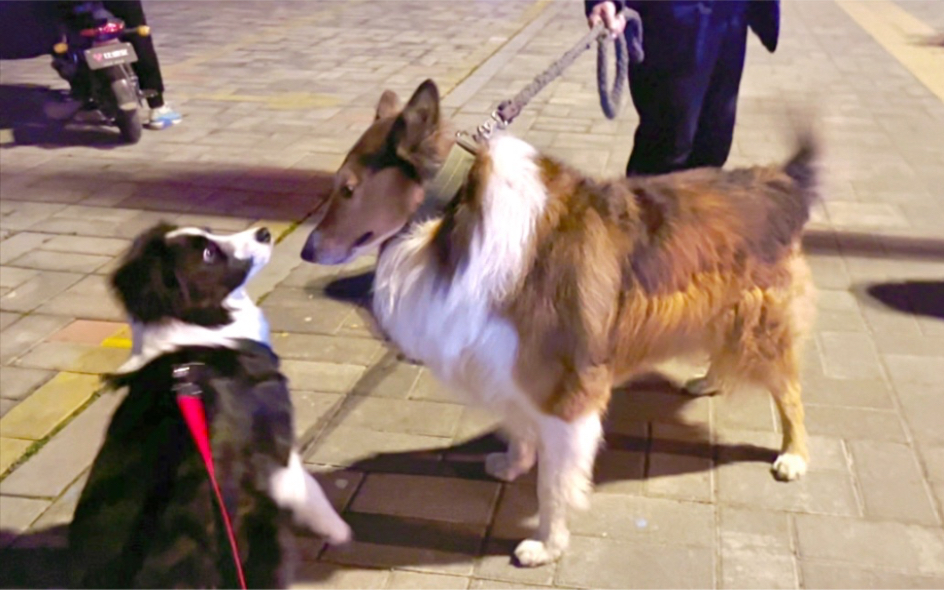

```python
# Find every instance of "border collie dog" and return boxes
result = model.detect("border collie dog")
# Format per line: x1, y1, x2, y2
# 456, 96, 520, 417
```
69, 223, 351, 588
302, 80, 818, 566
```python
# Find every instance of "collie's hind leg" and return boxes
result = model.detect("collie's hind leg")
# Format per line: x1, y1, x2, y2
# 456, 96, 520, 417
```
514, 412, 603, 567
769, 369, 810, 481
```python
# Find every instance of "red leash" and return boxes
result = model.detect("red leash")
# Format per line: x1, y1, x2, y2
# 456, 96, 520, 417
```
173, 363, 248, 590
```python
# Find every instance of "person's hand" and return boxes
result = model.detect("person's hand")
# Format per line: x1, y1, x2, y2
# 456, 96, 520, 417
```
588, 1, 626, 38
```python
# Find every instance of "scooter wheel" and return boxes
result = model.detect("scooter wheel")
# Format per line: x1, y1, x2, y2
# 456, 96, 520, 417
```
116, 109, 142, 144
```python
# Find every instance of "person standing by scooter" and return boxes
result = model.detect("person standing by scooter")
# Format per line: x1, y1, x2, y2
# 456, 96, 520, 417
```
53, 0, 181, 130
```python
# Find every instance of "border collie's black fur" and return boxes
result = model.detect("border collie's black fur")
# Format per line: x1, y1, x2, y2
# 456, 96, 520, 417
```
69, 223, 349, 588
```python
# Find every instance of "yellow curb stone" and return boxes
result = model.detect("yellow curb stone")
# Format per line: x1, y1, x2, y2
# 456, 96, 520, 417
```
0, 372, 100, 441
101, 324, 132, 349
0, 437, 33, 475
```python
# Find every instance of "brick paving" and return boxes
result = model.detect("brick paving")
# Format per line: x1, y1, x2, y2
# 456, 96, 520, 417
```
1, 0, 943, 588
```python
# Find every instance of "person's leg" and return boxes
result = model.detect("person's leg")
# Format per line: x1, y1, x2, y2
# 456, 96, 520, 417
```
102, 0, 164, 108
686, 15, 748, 169
625, 64, 712, 176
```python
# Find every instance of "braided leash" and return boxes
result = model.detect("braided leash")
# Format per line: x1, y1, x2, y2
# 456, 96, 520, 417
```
425, 8, 644, 211
468, 7, 644, 143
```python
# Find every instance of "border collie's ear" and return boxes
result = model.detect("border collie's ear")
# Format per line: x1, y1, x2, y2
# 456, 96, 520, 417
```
375, 89, 401, 121
110, 222, 179, 324
392, 79, 442, 180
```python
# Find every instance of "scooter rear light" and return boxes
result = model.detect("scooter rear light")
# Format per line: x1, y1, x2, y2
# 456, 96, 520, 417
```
80, 21, 125, 37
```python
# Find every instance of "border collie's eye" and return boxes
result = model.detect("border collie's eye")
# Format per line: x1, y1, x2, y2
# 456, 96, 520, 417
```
340, 185, 354, 199
203, 246, 217, 263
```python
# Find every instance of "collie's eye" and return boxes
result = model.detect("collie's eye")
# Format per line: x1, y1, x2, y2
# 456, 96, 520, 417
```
203, 247, 217, 263
340, 185, 354, 199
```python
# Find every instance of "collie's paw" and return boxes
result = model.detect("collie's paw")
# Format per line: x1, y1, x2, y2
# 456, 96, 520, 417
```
485, 452, 528, 482
514, 539, 564, 568
772, 453, 808, 481
683, 376, 720, 396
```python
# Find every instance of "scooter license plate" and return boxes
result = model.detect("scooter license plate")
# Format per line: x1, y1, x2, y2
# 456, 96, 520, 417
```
84, 43, 138, 70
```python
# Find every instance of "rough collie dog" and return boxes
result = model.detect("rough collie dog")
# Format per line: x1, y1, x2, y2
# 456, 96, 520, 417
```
301, 80, 818, 566
69, 223, 351, 588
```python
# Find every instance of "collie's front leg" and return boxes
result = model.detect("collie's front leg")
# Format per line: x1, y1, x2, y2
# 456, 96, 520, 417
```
514, 412, 603, 567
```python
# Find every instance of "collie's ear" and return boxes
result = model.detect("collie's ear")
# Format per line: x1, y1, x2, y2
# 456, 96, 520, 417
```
375, 89, 401, 121
392, 79, 442, 179
110, 222, 180, 324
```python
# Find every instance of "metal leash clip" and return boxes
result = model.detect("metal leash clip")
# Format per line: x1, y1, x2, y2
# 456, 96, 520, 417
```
172, 362, 206, 398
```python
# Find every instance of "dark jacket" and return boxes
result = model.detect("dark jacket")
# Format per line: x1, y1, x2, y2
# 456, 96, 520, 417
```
585, 0, 779, 71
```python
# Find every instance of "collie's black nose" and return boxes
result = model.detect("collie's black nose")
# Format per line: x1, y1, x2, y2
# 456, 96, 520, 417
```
255, 227, 272, 244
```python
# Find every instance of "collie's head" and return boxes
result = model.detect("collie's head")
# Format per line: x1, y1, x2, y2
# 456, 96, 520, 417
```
302, 79, 449, 265
111, 223, 273, 327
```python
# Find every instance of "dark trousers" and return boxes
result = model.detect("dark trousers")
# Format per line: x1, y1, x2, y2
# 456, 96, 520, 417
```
103, 0, 164, 108
625, 12, 748, 176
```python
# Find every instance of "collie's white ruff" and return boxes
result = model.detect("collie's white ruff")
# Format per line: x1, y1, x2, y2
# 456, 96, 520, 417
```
372, 134, 602, 565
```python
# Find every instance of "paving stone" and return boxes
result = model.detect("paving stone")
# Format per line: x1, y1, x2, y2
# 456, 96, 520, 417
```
0, 496, 49, 535
0, 233, 55, 265
593, 448, 646, 497
817, 332, 884, 380
305, 425, 449, 467
0, 392, 121, 498
715, 429, 848, 473
0, 314, 72, 364
570, 493, 716, 547
849, 439, 940, 525
0, 366, 55, 401
291, 563, 390, 590
350, 358, 422, 399
556, 536, 715, 589
46, 319, 125, 345
715, 460, 859, 516
30, 471, 89, 532
34, 275, 124, 321
0, 311, 20, 331
795, 514, 944, 575
330, 397, 464, 438
800, 372, 895, 409
469, 579, 555, 590
0, 399, 14, 418
321, 539, 476, 577
800, 561, 944, 590
385, 570, 470, 589
265, 301, 355, 335
0, 437, 33, 475
714, 393, 777, 432
645, 452, 713, 502
291, 390, 343, 442
473, 540, 557, 587
271, 333, 382, 365
351, 473, 500, 525
39, 235, 130, 256
281, 360, 365, 394
453, 407, 502, 444
719, 506, 793, 553
0, 270, 83, 314
882, 353, 944, 386
15, 342, 128, 374
722, 549, 797, 589
0, 372, 101, 441
411, 370, 463, 403
896, 382, 944, 445
308, 469, 364, 513
806, 401, 909, 441
0, 267, 39, 290
8, 250, 111, 274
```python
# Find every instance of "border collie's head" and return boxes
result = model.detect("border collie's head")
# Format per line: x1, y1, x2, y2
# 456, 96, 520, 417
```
112, 223, 273, 327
